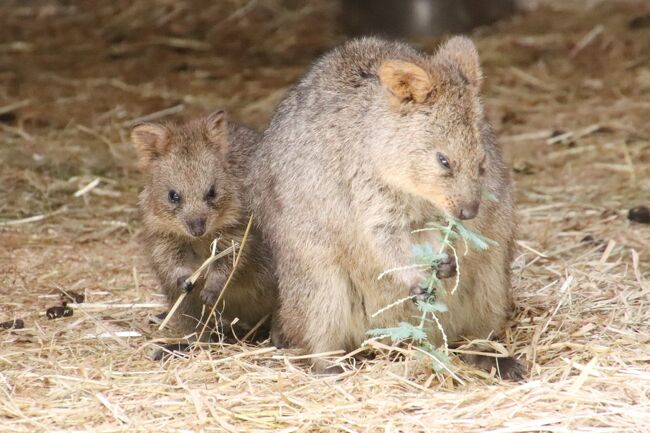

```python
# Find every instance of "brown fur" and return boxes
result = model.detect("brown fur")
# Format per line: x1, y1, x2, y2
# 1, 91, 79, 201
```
132, 112, 277, 340
378, 60, 433, 103
250, 37, 518, 374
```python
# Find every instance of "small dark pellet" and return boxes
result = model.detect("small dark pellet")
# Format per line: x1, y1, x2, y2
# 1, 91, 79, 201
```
628, 206, 650, 224
60, 290, 85, 304
46, 305, 74, 319
0, 318, 25, 330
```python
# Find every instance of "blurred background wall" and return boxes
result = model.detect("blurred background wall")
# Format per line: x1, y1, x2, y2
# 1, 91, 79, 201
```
341, 0, 531, 37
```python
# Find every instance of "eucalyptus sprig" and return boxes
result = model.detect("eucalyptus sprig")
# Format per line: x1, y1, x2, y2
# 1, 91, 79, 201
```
367, 216, 497, 372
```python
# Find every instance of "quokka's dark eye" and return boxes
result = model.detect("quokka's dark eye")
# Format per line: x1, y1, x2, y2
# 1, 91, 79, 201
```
205, 185, 217, 201
437, 152, 451, 170
168, 190, 181, 204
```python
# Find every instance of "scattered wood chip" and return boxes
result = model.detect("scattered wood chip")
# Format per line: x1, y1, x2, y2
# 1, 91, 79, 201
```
570, 25, 604, 58
73, 178, 101, 197
83, 331, 142, 339
0, 99, 31, 116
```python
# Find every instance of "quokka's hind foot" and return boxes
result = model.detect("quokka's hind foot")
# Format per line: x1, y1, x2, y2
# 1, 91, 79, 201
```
151, 343, 191, 361
462, 353, 527, 381
495, 356, 527, 381
270, 323, 290, 349
309, 346, 352, 376
312, 359, 346, 376
319, 364, 346, 376
244, 326, 271, 343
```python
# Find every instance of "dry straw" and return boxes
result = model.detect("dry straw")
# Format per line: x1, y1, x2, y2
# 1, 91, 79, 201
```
1, 0, 649, 432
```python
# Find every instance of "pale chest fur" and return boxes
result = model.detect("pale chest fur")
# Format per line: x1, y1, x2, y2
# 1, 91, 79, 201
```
343, 198, 430, 315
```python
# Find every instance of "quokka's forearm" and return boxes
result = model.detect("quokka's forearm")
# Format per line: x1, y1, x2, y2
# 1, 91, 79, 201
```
200, 260, 237, 305
370, 231, 426, 288
149, 240, 197, 295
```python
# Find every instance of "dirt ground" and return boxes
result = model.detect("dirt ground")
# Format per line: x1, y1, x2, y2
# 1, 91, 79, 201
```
1, 1, 649, 432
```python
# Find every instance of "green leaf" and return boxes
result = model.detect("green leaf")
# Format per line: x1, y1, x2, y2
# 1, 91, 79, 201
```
411, 244, 447, 266
366, 322, 428, 343
369, 215, 496, 374
411, 243, 433, 257
420, 342, 453, 372
426, 222, 459, 240
416, 300, 448, 313
422, 273, 441, 292
411, 244, 434, 264
454, 222, 498, 251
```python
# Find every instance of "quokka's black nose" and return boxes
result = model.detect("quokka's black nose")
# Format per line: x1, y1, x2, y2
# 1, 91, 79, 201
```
458, 201, 480, 220
187, 218, 207, 237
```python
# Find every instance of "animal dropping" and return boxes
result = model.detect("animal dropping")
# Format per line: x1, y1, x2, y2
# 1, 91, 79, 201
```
0, 318, 25, 330
628, 206, 650, 224
59, 290, 85, 304
46, 303, 73, 319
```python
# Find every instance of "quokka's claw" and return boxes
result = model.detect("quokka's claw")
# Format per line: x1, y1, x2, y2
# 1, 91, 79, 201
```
436, 254, 457, 279
177, 275, 194, 293
410, 284, 433, 302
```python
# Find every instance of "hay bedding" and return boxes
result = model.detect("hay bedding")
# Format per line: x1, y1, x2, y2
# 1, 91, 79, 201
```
1, 0, 649, 431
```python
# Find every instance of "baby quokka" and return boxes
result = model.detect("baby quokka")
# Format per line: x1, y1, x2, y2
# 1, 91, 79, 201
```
251, 36, 523, 378
132, 112, 276, 341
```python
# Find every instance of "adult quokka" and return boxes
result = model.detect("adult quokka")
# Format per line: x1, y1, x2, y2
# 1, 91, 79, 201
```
250, 37, 523, 378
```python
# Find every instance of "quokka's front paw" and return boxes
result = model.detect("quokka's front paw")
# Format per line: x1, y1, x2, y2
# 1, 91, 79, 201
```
176, 275, 194, 293
200, 285, 220, 306
201, 273, 226, 306
436, 254, 457, 279
410, 284, 433, 302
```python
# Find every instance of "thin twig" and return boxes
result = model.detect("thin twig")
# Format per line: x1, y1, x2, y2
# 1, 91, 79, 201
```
198, 215, 255, 340
158, 245, 236, 331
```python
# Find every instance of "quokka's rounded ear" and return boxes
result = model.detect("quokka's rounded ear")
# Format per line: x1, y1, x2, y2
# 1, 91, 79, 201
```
435, 36, 482, 87
378, 60, 434, 104
131, 123, 168, 170
206, 110, 227, 142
